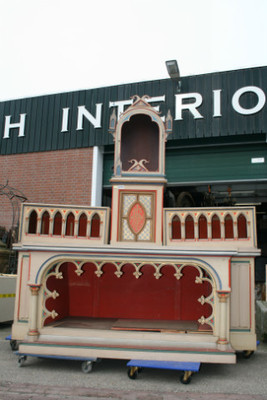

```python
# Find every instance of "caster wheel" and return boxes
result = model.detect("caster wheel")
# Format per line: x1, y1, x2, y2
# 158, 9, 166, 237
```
81, 361, 93, 373
128, 366, 139, 380
18, 355, 27, 367
10, 340, 18, 351
180, 371, 192, 384
242, 350, 254, 359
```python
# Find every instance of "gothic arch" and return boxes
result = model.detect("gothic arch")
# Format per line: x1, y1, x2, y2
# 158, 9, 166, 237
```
38, 256, 220, 332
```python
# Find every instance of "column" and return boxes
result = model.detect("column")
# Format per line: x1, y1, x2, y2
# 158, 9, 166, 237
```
181, 221, 185, 240
194, 221, 199, 240
27, 284, 41, 338
233, 219, 238, 239
37, 217, 41, 236
74, 219, 79, 238
49, 217, 53, 237
207, 221, 212, 240
217, 291, 230, 348
221, 221, 225, 240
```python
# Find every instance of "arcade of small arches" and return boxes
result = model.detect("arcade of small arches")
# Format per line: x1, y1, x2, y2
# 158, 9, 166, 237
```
41, 259, 215, 332
170, 211, 249, 240
27, 209, 101, 238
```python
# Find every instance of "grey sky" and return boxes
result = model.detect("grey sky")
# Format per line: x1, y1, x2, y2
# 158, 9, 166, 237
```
0, 0, 266, 101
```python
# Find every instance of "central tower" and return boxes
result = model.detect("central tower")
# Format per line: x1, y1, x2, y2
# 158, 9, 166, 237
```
109, 95, 172, 246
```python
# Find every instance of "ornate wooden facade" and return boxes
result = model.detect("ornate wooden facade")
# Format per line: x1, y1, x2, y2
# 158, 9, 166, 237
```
12, 96, 260, 365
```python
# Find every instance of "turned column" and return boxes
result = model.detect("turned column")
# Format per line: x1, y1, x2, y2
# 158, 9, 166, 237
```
28, 284, 42, 338
217, 291, 230, 347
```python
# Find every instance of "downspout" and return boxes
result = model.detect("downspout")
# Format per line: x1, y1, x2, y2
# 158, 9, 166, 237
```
91, 146, 104, 207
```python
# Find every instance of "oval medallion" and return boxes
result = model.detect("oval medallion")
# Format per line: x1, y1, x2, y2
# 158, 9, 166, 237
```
128, 202, 146, 235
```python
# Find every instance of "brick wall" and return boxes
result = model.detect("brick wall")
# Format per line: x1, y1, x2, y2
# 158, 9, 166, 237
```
0, 148, 93, 230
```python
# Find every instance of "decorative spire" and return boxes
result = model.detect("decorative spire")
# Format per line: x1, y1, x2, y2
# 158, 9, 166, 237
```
109, 108, 117, 139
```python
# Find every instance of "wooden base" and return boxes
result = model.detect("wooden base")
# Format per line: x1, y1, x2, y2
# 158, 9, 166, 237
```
47, 317, 211, 333
19, 316, 235, 365
111, 319, 198, 332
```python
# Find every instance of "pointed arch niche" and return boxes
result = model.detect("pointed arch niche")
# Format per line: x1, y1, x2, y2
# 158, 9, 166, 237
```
110, 95, 171, 180
42, 261, 214, 333
28, 210, 37, 234
121, 114, 159, 172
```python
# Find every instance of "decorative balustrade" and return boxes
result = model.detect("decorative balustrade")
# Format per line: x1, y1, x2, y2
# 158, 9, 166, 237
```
18, 203, 110, 246
163, 207, 257, 250
18, 204, 257, 251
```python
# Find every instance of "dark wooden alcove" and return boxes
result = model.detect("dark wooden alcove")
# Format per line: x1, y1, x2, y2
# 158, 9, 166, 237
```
121, 114, 159, 172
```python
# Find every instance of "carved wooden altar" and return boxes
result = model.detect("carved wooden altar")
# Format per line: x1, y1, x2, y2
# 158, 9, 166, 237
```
11, 95, 260, 365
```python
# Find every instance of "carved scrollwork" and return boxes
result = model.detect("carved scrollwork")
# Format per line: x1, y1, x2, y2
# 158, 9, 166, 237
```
198, 314, 214, 329
128, 159, 150, 172
197, 291, 214, 329
42, 263, 63, 324
94, 261, 105, 277
51, 290, 59, 300
154, 270, 162, 279
174, 270, 183, 280
75, 267, 84, 276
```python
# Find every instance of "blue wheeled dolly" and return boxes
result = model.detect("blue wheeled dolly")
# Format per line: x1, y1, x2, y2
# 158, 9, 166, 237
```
15, 352, 97, 373
127, 359, 201, 384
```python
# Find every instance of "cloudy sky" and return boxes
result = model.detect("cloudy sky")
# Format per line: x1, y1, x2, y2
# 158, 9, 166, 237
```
1, 0, 267, 101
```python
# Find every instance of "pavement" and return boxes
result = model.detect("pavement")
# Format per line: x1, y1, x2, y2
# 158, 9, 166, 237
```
1, 323, 267, 400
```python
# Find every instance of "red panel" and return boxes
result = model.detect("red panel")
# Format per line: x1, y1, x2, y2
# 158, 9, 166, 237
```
67, 263, 96, 316
78, 213, 87, 237
65, 213, 75, 236
172, 216, 181, 239
212, 214, 221, 239
90, 214, 100, 237
53, 212, 62, 235
44, 262, 213, 325
28, 210, 37, 234
198, 215, 208, 239
41, 211, 49, 235
238, 214, 247, 238
185, 216, 194, 239
225, 214, 234, 239
95, 264, 181, 320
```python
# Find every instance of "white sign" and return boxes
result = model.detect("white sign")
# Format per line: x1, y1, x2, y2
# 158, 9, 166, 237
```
251, 157, 265, 164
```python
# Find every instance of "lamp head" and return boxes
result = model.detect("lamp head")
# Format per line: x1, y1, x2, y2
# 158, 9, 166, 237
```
165, 60, 180, 80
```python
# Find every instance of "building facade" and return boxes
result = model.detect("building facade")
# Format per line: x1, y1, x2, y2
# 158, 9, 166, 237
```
0, 66, 267, 282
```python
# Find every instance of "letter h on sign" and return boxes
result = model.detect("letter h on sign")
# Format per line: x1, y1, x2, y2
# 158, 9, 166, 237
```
3, 114, 27, 139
